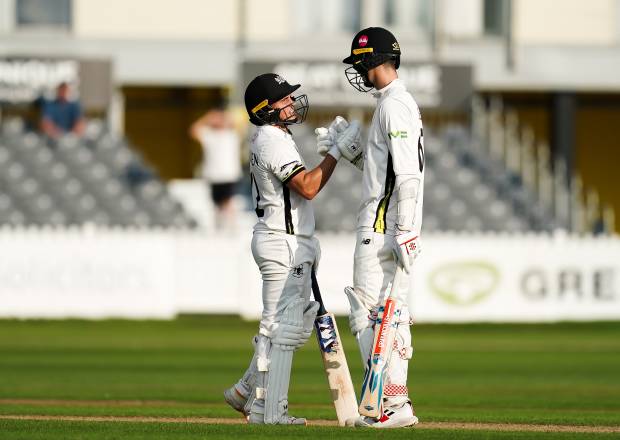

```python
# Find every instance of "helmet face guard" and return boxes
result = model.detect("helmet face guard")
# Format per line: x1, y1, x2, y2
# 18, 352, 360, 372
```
345, 64, 373, 92
253, 94, 309, 126
344, 53, 400, 92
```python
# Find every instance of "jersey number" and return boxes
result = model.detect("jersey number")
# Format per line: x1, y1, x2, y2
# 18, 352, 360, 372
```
417, 129, 425, 172
250, 173, 264, 217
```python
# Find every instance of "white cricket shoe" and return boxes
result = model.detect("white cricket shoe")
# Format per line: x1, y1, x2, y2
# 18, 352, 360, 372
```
248, 413, 307, 425
350, 402, 418, 429
247, 399, 307, 425
224, 386, 250, 417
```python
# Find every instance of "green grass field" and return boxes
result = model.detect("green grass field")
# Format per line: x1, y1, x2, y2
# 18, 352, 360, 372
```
1, 317, 619, 439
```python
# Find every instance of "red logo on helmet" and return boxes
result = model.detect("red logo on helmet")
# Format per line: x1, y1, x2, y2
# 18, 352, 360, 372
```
358, 35, 368, 47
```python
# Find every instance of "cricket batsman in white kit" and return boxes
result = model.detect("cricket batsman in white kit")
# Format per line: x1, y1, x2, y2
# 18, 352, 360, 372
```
224, 73, 353, 425
317, 27, 424, 428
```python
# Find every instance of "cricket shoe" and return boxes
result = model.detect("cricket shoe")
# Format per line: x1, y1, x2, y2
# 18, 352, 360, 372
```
224, 385, 250, 417
349, 402, 418, 429
248, 414, 307, 425
247, 405, 306, 425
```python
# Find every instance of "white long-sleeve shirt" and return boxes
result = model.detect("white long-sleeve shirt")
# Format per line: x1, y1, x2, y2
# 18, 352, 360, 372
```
358, 79, 425, 235
249, 125, 315, 237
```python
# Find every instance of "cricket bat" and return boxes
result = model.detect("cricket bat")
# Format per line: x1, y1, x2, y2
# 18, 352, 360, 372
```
311, 270, 359, 426
358, 266, 404, 418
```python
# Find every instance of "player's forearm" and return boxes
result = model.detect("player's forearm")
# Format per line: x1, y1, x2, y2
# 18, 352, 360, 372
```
289, 155, 337, 200
314, 155, 338, 193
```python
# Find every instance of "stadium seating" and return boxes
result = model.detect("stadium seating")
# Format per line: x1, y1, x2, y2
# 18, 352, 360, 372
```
0, 118, 196, 228
291, 123, 559, 233
0, 116, 576, 233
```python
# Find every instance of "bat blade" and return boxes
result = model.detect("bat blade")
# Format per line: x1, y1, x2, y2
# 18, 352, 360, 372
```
314, 312, 359, 426
358, 268, 405, 418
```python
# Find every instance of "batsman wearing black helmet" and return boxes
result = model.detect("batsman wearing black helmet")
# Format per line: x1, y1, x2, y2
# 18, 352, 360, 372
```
224, 73, 352, 425
319, 27, 425, 428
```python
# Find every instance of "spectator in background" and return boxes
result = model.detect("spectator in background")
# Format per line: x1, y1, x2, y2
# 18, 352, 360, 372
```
40, 82, 85, 140
190, 104, 242, 230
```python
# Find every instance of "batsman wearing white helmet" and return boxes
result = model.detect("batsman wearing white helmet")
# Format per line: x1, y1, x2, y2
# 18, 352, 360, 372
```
224, 73, 349, 425
317, 27, 424, 428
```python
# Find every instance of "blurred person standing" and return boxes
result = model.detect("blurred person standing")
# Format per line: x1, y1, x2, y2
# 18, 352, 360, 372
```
317, 27, 424, 428
190, 103, 242, 230
40, 82, 85, 140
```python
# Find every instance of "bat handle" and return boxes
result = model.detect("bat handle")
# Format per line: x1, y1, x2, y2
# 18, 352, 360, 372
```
311, 269, 328, 316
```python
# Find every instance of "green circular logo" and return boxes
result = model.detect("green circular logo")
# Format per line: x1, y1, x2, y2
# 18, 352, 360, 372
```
429, 261, 500, 306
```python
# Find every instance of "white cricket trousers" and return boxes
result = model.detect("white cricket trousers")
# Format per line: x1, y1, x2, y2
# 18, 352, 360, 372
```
251, 231, 318, 338
353, 230, 411, 307
353, 230, 414, 406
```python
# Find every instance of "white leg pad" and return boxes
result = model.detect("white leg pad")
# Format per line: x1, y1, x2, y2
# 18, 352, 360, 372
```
384, 306, 413, 408
234, 334, 259, 398
248, 334, 271, 424
264, 297, 304, 424
356, 326, 375, 368
344, 286, 375, 366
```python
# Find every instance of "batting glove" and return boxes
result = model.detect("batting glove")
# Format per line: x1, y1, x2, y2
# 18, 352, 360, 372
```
391, 231, 421, 274
316, 116, 349, 160
334, 120, 363, 170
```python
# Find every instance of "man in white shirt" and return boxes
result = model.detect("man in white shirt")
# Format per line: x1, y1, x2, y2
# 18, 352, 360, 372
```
189, 105, 242, 230
317, 27, 424, 428
224, 73, 350, 425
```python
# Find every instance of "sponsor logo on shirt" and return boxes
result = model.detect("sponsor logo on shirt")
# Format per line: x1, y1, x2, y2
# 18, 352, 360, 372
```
388, 130, 408, 139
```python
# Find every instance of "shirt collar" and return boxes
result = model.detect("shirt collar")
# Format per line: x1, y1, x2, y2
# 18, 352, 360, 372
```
260, 124, 292, 139
371, 78, 405, 100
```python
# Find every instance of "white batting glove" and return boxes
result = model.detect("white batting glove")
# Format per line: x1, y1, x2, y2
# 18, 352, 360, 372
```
316, 116, 349, 160
335, 120, 363, 169
391, 231, 421, 274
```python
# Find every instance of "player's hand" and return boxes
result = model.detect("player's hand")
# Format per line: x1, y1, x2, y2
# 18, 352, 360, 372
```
316, 116, 349, 160
334, 120, 364, 169
391, 230, 421, 274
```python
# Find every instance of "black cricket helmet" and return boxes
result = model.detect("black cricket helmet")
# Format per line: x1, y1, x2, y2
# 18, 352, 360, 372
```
343, 27, 401, 92
244, 73, 309, 126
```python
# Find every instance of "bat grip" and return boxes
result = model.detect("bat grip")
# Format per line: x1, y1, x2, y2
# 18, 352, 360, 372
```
311, 269, 328, 316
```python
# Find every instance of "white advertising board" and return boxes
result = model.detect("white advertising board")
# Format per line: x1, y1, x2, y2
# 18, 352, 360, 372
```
409, 234, 619, 323
0, 229, 176, 319
0, 229, 618, 322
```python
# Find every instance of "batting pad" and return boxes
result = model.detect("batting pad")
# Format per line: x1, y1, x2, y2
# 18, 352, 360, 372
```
264, 297, 304, 424
344, 286, 375, 365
